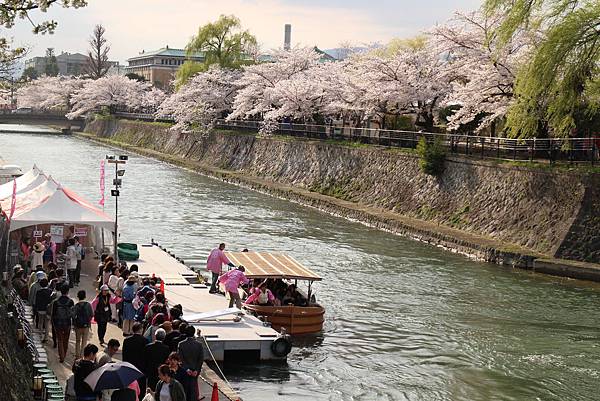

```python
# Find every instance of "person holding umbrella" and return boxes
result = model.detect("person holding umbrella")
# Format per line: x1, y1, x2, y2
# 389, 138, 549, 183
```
84, 361, 143, 401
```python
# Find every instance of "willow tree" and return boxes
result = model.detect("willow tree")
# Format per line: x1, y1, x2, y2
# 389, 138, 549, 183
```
176, 15, 257, 86
486, 0, 600, 138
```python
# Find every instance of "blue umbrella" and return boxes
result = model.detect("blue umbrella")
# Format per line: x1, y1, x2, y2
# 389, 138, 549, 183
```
84, 361, 143, 391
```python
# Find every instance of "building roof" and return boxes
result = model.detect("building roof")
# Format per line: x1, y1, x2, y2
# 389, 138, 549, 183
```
127, 47, 204, 61
57, 52, 88, 61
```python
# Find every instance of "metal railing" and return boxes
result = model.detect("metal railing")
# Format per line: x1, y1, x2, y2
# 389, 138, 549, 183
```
109, 112, 600, 164
215, 119, 600, 164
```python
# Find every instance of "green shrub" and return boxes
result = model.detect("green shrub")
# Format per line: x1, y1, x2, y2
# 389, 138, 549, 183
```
417, 136, 446, 176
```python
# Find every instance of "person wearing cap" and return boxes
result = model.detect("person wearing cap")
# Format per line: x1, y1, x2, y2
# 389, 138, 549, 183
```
28, 270, 46, 326
122, 273, 139, 336
92, 285, 113, 345
11, 267, 28, 300
31, 242, 44, 272
206, 243, 235, 294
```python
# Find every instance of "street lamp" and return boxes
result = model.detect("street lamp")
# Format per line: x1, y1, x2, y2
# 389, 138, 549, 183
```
106, 154, 128, 262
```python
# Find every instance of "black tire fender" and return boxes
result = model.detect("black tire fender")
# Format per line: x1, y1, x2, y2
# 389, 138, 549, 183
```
271, 336, 292, 357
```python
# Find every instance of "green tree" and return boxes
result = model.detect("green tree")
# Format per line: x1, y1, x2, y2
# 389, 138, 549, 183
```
44, 47, 58, 76
176, 14, 257, 86
125, 72, 146, 82
486, 0, 600, 138
20, 66, 37, 81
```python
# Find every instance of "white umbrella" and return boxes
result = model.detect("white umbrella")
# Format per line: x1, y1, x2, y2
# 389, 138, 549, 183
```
84, 361, 143, 391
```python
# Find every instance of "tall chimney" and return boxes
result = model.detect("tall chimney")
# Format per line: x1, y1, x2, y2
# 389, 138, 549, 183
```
284, 24, 291, 50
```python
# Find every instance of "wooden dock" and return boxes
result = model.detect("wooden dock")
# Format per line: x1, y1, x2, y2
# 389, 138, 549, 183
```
136, 244, 288, 362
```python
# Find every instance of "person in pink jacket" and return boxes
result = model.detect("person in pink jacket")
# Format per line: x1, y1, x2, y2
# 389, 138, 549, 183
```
218, 266, 249, 308
207, 243, 235, 293
245, 282, 275, 306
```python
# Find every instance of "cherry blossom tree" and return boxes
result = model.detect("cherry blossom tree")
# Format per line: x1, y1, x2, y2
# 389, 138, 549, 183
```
430, 11, 534, 133
158, 66, 241, 133
66, 75, 157, 119
354, 38, 451, 130
228, 47, 322, 132
17, 76, 89, 110
317, 58, 373, 126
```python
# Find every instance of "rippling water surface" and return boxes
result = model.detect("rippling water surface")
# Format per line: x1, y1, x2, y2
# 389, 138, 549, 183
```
2, 130, 600, 401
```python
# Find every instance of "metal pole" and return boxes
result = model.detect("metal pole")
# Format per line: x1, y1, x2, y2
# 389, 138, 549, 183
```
114, 161, 118, 263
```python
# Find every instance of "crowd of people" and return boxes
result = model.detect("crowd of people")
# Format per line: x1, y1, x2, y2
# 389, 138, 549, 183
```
69, 322, 204, 401
12, 249, 206, 401
17, 231, 85, 287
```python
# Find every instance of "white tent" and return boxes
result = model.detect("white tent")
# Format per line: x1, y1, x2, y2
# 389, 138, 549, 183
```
0, 165, 42, 199
7, 184, 114, 232
0, 178, 57, 210
0, 173, 52, 202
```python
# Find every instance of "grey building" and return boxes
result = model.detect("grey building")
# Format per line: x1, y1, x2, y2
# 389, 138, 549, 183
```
23, 51, 120, 77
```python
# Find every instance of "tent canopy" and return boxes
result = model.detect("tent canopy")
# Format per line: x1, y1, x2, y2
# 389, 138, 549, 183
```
0, 165, 41, 199
0, 166, 114, 232
225, 252, 322, 281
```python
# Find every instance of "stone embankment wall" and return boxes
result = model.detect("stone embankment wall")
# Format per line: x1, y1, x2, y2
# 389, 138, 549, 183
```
85, 118, 600, 265
0, 292, 34, 401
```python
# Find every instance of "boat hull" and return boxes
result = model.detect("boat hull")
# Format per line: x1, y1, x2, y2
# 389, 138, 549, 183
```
244, 304, 325, 335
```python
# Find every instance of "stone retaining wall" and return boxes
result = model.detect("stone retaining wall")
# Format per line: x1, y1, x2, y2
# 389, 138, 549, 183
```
84, 118, 600, 265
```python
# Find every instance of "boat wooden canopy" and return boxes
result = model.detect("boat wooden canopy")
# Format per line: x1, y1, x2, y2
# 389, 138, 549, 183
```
225, 252, 322, 281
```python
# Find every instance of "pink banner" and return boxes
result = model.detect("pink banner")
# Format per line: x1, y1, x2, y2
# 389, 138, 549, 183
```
99, 160, 105, 207
8, 178, 16, 220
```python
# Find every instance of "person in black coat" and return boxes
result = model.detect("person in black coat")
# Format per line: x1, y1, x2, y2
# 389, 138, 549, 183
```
177, 326, 205, 401
73, 344, 99, 400
123, 322, 148, 400
143, 328, 170, 391
94, 285, 113, 345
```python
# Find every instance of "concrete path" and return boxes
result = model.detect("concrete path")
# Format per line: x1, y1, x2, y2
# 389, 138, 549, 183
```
37, 257, 240, 400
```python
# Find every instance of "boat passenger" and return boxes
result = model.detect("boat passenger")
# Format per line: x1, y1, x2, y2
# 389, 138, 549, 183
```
218, 265, 249, 309
245, 282, 275, 306
206, 243, 235, 294
282, 284, 308, 307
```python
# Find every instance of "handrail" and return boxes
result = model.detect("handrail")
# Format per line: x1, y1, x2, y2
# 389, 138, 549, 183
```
107, 112, 600, 164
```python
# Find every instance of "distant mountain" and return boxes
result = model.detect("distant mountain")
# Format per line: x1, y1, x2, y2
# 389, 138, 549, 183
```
323, 46, 373, 60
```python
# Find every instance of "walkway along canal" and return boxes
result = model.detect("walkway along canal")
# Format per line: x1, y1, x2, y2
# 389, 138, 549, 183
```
2, 130, 600, 401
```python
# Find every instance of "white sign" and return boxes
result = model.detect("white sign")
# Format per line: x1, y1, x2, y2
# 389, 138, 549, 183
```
74, 227, 87, 237
33, 230, 42, 238
50, 225, 64, 236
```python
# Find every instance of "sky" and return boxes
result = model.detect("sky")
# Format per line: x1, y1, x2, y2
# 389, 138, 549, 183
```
7, 0, 482, 63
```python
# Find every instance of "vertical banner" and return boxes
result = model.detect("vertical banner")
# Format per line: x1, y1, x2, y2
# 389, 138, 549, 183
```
8, 178, 16, 220
99, 160, 105, 207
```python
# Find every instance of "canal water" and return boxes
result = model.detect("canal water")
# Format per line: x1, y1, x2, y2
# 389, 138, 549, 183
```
2, 130, 600, 401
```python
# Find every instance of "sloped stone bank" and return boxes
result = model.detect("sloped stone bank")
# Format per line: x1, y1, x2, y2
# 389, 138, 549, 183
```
0, 291, 34, 401
82, 118, 600, 279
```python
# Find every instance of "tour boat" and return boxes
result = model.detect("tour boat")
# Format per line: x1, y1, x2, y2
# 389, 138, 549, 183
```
225, 251, 325, 335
